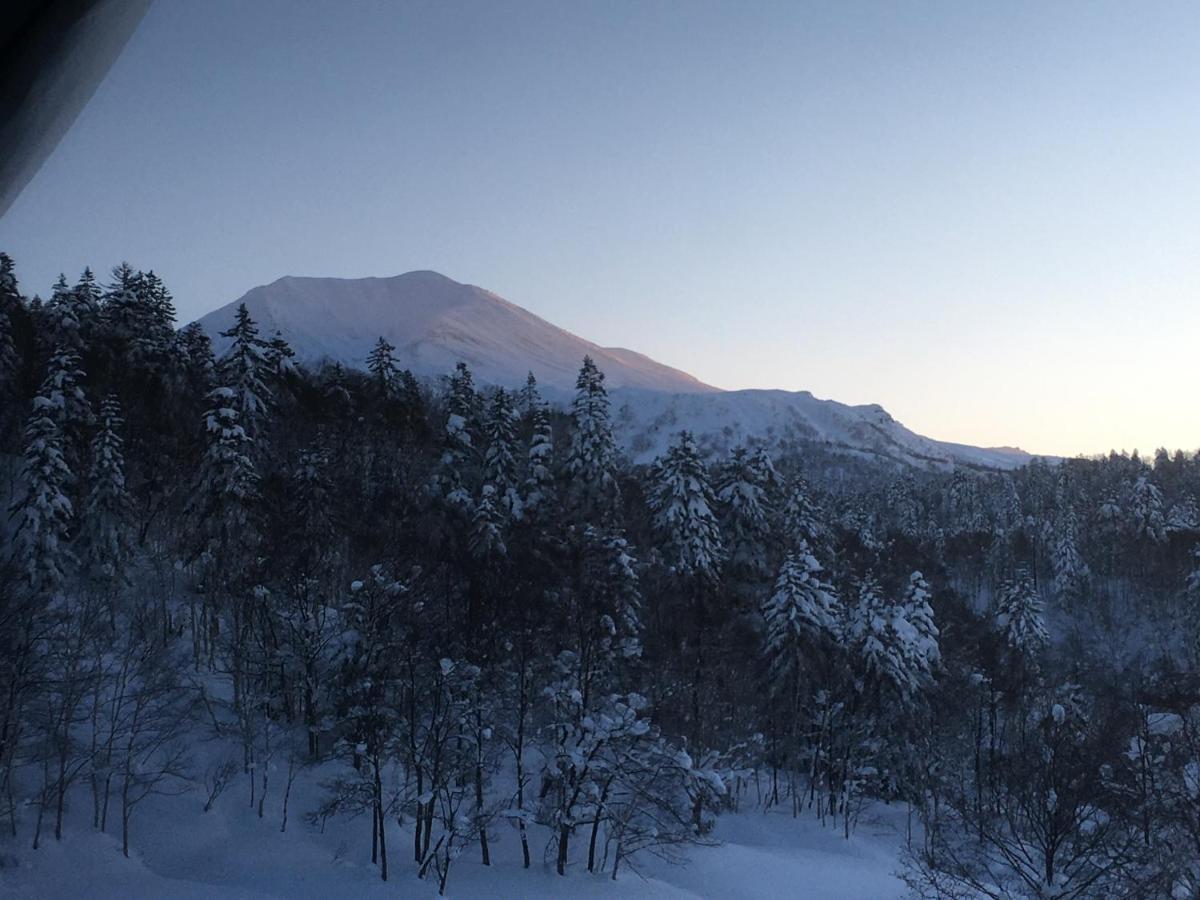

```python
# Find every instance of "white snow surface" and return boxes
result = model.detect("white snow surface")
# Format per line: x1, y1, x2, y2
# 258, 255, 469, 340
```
1, 768, 910, 900
198, 271, 715, 394
610, 387, 1036, 470
196, 270, 1037, 470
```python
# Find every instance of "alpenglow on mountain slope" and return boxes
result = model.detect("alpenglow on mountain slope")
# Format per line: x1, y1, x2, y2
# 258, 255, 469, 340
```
197, 270, 1035, 470
198, 270, 715, 394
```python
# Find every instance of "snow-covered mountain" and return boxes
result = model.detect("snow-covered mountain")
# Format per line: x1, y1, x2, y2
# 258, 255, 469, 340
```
609, 388, 1035, 470
196, 270, 1037, 470
198, 271, 715, 394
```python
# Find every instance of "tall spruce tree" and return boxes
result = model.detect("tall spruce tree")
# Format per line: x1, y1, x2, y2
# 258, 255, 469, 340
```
42, 347, 92, 470
263, 330, 296, 380
0, 253, 21, 312
14, 394, 75, 595
46, 274, 86, 352
899, 571, 939, 682
80, 395, 132, 590
436, 362, 481, 510
780, 479, 826, 555
0, 306, 18, 391
366, 337, 399, 397
762, 542, 840, 683
566, 356, 619, 522
1130, 474, 1167, 545
195, 386, 259, 554
175, 321, 215, 391
524, 399, 556, 518
218, 303, 272, 443
483, 388, 521, 519
470, 484, 507, 561
716, 447, 772, 579
996, 567, 1049, 658
517, 371, 540, 417
1052, 505, 1089, 609
851, 575, 915, 700
648, 430, 723, 581
71, 267, 102, 313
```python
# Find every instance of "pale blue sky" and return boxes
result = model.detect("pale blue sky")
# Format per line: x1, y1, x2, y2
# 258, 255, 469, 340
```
2, 0, 1199, 457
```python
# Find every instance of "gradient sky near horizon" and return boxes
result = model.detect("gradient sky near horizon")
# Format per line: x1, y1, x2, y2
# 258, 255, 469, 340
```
2, 0, 1199, 458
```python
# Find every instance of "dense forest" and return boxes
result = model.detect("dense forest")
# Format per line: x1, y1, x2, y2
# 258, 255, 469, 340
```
2, 252, 1200, 898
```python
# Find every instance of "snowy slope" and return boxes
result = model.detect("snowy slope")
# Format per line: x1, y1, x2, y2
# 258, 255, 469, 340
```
197, 271, 716, 394
1, 766, 910, 900
194, 270, 1037, 470
610, 387, 1035, 470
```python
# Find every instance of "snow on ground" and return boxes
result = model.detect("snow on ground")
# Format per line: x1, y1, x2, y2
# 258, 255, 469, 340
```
1, 761, 910, 899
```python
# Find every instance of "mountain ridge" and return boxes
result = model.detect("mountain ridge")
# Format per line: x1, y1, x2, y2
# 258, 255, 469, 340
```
196, 270, 1037, 470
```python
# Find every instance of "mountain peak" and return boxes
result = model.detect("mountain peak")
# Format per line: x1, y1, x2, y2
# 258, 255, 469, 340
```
198, 272, 716, 393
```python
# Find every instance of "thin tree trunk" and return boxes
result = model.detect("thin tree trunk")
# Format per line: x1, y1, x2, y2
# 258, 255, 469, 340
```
280, 756, 296, 832
121, 776, 131, 857
587, 779, 611, 872
475, 753, 489, 865
375, 759, 388, 881
515, 661, 531, 868
556, 823, 570, 875
55, 752, 68, 840
413, 770, 424, 863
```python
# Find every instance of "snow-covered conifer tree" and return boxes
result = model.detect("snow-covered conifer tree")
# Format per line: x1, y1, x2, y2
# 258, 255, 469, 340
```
1183, 545, 1200, 664
101, 264, 174, 366
899, 571, 940, 681
566, 356, 620, 521
72, 266, 102, 313
886, 475, 923, 538
995, 567, 1049, 657
839, 498, 880, 551
850, 575, 914, 699
43, 345, 90, 416
218, 303, 272, 442
1167, 495, 1199, 534
434, 363, 481, 511
14, 392, 75, 594
366, 336, 398, 396
1130, 474, 1167, 545
263, 330, 296, 380
762, 542, 840, 683
447, 361, 481, 427
578, 525, 644, 674
483, 388, 521, 518
80, 395, 131, 588
470, 484, 507, 560
517, 371, 540, 416
42, 347, 92, 468
0, 307, 18, 389
523, 400, 555, 516
47, 274, 86, 352
648, 430, 723, 581
996, 473, 1024, 534
947, 469, 985, 535
716, 447, 772, 578
1051, 505, 1089, 609
175, 321, 215, 391
0, 253, 22, 313
781, 479, 826, 552
195, 386, 259, 550
131, 269, 177, 363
